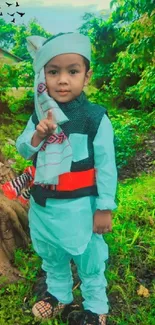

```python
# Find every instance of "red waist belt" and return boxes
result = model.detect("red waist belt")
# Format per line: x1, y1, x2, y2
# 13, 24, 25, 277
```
48, 168, 96, 191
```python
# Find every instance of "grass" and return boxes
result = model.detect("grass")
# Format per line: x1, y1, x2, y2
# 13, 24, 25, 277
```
0, 173, 154, 325
105, 174, 155, 324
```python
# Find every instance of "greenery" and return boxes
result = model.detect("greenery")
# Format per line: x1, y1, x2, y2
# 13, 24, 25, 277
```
79, 1, 155, 110
0, 114, 32, 172
0, 0, 155, 324
0, 18, 51, 59
110, 108, 155, 169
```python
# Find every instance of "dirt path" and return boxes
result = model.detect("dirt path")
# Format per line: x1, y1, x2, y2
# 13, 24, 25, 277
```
119, 132, 155, 180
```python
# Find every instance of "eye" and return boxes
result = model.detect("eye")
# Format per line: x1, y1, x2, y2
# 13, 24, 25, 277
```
70, 69, 78, 75
48, 70, 58, 75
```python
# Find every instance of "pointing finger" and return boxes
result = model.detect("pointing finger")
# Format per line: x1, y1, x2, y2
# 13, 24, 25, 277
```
47, 110, 53, 120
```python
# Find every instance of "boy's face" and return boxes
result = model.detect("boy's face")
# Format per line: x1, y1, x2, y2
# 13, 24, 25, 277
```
45, 53, 92, 103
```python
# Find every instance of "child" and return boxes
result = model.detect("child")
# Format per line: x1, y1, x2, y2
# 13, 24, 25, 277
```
16, 33, 117, 325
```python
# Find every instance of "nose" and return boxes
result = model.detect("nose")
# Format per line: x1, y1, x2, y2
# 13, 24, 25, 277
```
57, 72, 69, 84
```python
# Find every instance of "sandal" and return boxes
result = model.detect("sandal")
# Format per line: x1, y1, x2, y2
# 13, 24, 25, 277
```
32, 291, 66, 319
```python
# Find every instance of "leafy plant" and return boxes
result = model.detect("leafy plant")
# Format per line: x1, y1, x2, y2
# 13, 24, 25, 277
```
1, 143, 32, 172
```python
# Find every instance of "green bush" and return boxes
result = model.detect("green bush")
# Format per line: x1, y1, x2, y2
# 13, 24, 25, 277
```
126, 65, 155, 109
0, 115, 32, 173
0, 61, 34, 114
2, 89, 34, 114
2, 143, 32, 173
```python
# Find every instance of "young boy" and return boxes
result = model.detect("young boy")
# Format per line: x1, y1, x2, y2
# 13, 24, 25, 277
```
16, 33, 117, 325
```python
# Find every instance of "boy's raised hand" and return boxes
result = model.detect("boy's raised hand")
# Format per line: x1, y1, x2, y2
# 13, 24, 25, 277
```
36, 110, 57, 139
31, 110, 57, 148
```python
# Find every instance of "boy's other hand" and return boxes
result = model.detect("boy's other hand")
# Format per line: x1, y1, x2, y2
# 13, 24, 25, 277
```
93, 210, 112, 234
36, 110, 57, 139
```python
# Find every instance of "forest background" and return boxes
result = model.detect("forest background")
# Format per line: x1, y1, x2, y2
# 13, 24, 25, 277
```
0, 0, 155, 324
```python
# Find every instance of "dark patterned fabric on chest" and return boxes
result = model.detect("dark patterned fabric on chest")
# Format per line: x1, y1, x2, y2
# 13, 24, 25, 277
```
60, 100, 106, 172
32, 92, 107, 172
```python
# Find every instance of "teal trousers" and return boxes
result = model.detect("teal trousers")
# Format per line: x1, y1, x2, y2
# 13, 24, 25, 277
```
32, 233, 109, 314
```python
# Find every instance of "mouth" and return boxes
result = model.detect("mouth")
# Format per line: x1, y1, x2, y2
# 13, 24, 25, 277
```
56, 90, 70, 96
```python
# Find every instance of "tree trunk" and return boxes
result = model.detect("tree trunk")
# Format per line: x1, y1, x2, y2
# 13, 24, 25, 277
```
0, 155, 29, 286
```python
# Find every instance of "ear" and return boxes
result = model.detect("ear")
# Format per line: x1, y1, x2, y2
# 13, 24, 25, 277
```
84, 69, 93, 86
26, 36, 47, 58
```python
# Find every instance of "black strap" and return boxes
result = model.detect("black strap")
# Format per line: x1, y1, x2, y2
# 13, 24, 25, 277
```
30, 185, 98, 207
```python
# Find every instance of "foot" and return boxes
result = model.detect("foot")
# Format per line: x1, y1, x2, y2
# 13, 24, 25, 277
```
61, 302, 81, 323
68, 309, 107, 325
32, 291, 66, 319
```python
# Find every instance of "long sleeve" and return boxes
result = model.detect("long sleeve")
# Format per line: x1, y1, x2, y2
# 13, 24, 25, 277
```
93, 114, 117, 210
16, 116, 44, 160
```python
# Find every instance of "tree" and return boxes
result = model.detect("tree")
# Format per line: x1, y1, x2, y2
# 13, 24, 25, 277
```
0, 18, 16, 49
109, 4, 155, 109
12, 19, 52, 60
79, 15, 121, 87
0, 153, 29, 285
79, 1, 155, 110
0, 61, 34, 114
110, 0, 155, 22
0, 18, 52, 60
0, 18, 52, 114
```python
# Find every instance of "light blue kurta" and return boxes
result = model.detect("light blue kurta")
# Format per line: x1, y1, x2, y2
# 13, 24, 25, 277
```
16, 112, 117, 313
16, 113, 117, 255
